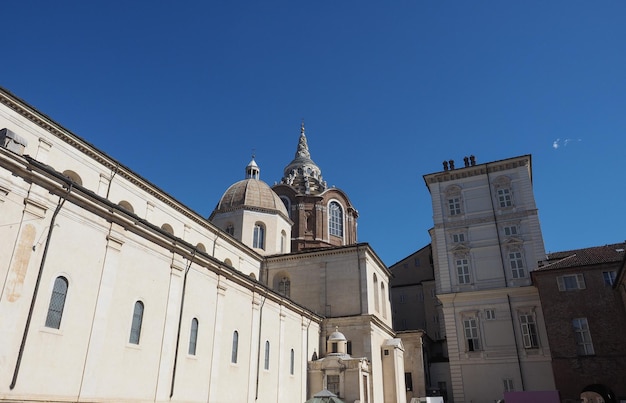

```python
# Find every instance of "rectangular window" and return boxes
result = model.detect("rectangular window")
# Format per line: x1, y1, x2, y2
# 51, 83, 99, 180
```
414, 258, 420, 267
504, 225, 518, 236
485, 309, 496, 320
463, 317, 480, 351
509, 252, 525, 278
519, 313, 539, 348
503, 378, 514, 392
456, 258, 471, 284
327, 375, 340, 396
448, 198, 461, 216
399, 293, 406, 303
347, 341, 352, 355
497, 188, 512, 207
452, 233, 465, 243
557, 274, 586, 291
405, 372, 413, 391
603, 271, 617, 286
573, 318, 594, 355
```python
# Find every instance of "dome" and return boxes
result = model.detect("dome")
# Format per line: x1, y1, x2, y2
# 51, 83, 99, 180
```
328, 328, 347, 342
215, 178, 289, 218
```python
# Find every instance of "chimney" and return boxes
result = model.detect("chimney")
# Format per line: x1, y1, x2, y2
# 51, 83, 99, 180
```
443, 161, 449, 171
448, 160, 455, 170
470, 155, 476, 166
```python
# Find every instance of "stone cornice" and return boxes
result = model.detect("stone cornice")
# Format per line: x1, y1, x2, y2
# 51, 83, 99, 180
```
0, 149, 325, 322
423, 155, 531, 186
434, 209, 538, 230
209, 203, 292, 224
264, 243, 390, 276
436, 285, 539, 304
0, 88, 230, 240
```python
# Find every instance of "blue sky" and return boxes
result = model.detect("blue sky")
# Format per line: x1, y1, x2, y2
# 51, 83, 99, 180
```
3, 1, 625, 265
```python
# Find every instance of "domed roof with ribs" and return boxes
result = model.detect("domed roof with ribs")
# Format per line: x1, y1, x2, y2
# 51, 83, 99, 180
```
212, 157, 289, 219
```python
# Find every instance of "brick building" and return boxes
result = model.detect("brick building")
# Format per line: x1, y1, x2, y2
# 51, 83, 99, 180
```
532, 243, 626, 403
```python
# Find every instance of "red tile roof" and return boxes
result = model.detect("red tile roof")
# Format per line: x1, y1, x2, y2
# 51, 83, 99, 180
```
537, 242, 626, 271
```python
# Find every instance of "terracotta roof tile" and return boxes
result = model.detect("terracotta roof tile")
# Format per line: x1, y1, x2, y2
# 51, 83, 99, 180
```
537, 242, 626, 271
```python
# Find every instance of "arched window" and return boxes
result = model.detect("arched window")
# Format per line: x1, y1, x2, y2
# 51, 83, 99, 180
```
290, 348, 295, 375
253, 223, 265, 250
62, 170, 83, 186
329, 201, 343, 237
231, 331, 239, 363
189, 318, 199, 355
280, 196, 291, 219
45, 276, 68, 329
264, 340, 270, 370
373, 274, 379, 312
281, 230, 287, 253
161, 223, 174, 235
278, 277, 291, 298
381, 283, 387, 319
129, 301, 144, 344
118, 200, 134, 213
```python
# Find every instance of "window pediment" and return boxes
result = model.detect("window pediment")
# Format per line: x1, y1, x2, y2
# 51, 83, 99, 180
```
503, 237, 523, 247
451, 244, 470, 254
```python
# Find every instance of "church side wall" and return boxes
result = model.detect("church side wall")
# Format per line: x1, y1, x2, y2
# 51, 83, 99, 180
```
0, 92, 322, 403
0, 93, 262, 278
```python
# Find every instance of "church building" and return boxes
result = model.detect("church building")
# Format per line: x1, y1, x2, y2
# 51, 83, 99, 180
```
0, 87, 405, 403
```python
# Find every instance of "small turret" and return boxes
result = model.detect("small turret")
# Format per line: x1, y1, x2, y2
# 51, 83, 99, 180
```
245, 156, 260, 179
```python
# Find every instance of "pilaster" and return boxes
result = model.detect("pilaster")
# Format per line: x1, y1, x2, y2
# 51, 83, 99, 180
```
79, 223, 125, 398
154, 258, 184, 400
246, 293, 263, 402
208, 278, 227, 403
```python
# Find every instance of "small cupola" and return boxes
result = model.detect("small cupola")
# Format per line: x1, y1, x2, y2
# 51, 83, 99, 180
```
245, 156, 260, 179
327, 327, 348, 356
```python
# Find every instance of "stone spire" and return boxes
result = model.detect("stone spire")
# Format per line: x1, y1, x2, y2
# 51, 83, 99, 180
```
280, 122, 327, 195
295, 121, 311, 160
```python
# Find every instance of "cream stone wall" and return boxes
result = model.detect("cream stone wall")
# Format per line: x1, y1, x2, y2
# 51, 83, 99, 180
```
424, 156, 555, 403
0, 89, 322, 403
397, 331, 427, 401
266, 246, 402, 402
265, 245, 392, 325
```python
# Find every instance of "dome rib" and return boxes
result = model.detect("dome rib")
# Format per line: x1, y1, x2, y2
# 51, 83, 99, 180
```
216, 178, 289, 217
